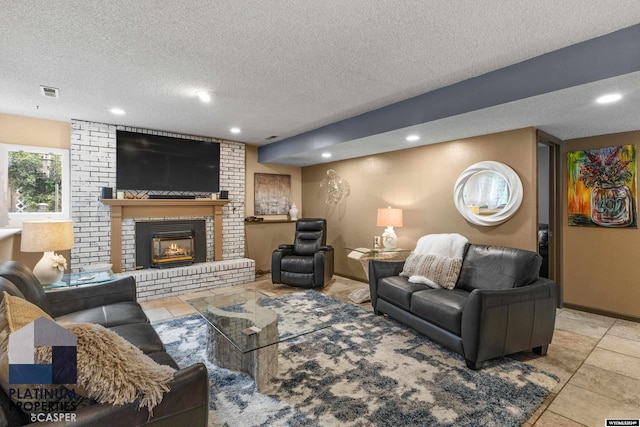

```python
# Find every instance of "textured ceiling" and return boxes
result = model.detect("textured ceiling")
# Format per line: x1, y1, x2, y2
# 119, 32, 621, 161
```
1, 1, 640, 165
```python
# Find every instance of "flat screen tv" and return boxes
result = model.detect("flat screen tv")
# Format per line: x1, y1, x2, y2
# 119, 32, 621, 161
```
116, 130, 220, 193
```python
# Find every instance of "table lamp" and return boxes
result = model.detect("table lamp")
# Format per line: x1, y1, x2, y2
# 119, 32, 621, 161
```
377, 207, 403, 249
20, 220, 75, 285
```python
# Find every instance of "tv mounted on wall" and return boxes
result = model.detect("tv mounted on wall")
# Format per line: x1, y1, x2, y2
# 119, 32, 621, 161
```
116, 130, 220, 193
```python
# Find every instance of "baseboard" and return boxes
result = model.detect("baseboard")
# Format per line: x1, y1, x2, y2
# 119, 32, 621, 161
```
562, 302, 640, 323
334, 272, 368, 283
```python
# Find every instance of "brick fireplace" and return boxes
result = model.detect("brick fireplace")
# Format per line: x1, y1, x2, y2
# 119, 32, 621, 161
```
69, 120, 254, 300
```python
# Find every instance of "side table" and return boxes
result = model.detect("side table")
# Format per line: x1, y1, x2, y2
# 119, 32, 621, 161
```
345, 247, 411, 279
43, 270, 117, 291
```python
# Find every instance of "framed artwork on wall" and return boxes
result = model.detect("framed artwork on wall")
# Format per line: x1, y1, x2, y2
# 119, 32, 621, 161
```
567, 145, 637, 228
254, 173, 291, 215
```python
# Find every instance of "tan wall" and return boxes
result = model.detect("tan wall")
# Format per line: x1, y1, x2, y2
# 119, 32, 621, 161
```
0, 113, 70, 149
245, 221, 296, 272
301, 128, 539, 281
0, 113, 71, 266
0, 233, 71, 272
562, 131, 640, 319
245, 145, 302, 219
244, 145, 302, 270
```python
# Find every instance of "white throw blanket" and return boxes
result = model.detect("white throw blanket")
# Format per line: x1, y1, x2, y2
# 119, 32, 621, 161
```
413, 233, 469, 258
401, 233, 469, 289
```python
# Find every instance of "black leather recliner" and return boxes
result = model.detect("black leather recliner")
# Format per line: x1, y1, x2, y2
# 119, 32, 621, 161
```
271, 218, 334, 288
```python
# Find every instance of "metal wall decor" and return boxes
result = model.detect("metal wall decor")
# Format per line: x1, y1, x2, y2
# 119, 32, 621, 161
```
319, 169, 350, 205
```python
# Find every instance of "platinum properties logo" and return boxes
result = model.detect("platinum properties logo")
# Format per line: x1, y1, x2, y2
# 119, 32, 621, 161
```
8, 317, 78, 423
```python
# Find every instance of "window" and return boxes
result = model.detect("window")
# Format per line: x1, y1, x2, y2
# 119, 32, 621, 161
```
0, 144, 70, 227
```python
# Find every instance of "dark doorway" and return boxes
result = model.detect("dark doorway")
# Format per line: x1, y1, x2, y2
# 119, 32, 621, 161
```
537, 131, 563, 307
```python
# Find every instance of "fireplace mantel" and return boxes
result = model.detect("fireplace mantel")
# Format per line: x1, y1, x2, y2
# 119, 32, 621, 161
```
101, 198, 230, 272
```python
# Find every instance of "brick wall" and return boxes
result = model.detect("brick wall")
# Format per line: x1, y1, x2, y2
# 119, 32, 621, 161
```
69, 120, 253, 299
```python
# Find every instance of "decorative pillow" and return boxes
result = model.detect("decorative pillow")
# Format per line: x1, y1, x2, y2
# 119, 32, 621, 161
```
400, 253, 462, 290
3, 291, 52, 333
0, 292, 67, 416
36, 323, 175, 412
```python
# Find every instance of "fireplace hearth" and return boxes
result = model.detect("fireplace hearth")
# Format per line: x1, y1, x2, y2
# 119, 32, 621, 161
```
135, 220, 206, 269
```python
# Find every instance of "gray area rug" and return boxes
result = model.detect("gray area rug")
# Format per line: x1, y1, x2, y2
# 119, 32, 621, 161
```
152, 290, 558, 426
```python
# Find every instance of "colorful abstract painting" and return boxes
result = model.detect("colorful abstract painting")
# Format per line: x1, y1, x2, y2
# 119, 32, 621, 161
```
567, 145, 637, 228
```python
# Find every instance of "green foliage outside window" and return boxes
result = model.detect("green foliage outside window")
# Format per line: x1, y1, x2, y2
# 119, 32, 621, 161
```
7, 151, 63, 213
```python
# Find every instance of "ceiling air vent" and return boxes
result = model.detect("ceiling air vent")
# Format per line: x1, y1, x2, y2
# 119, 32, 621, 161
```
265, 135, 278, 140
40, 85, 60, 98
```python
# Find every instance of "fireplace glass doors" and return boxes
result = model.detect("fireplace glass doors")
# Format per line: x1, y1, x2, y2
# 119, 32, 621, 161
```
135, 220, 207, 269
151, 231, 195, 268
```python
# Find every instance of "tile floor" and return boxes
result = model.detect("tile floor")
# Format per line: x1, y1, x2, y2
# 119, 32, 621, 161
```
140, 274, 640, 427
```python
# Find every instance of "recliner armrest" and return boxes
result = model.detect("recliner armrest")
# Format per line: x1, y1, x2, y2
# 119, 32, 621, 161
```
461, 278, 557, 365
37, 363, 209, 426
45, 276, 138, 318
368, 260, 406, 310
271, 245, 294, 284
314, 246, 334, 287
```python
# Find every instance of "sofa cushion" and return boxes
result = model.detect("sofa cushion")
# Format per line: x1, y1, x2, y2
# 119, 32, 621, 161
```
55, 301, 148, 327
456, 244, 542, 292
0, 261, 51, 314
147, 351, 180, 370
0, 278, 24, 300
108, 322, 166, 354
410, 288, 470, 336
281, 256, 315, 274
377, 276, 430, 311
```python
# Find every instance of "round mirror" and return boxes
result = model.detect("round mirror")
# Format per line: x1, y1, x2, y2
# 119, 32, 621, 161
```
454, 161, 523, 226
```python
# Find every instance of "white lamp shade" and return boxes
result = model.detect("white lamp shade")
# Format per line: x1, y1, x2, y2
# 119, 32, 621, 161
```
376, 207, 403, 227
20, 220, 75, 252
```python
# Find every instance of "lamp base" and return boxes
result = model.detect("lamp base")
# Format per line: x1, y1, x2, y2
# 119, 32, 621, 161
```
382, 226, 398, 249
33, 251, 64, 286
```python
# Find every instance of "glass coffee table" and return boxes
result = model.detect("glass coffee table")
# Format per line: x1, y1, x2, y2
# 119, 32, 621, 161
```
187, 289, 331, 392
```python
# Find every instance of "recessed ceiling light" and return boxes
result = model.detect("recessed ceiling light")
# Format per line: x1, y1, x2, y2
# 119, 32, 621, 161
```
110, 108, 126, 115
196, 90, 212, 103
230, 127, 241, 134
406, 135, 420, 142
596, 93, 622, 104
322, 152, 332, 158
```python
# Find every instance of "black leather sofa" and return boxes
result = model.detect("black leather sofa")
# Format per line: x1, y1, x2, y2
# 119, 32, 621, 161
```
369, 244, 557, 369
0, 261, 209, 426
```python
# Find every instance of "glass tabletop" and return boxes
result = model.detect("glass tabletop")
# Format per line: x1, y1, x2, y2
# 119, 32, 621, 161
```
345, 246, 411, 254
345, 246, 411, 260
187, 289, 331, 353
43, 270, 117, 290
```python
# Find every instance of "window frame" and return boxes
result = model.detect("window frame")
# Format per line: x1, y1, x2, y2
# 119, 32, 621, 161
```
1, 143, 70, 227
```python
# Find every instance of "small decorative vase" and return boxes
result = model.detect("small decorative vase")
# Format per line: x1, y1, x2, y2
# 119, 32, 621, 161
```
590, 182, 633, 227
289, 204, 299, 220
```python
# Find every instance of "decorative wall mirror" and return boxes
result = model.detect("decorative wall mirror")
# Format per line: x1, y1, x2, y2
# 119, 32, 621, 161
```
453, 161, 523, 226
